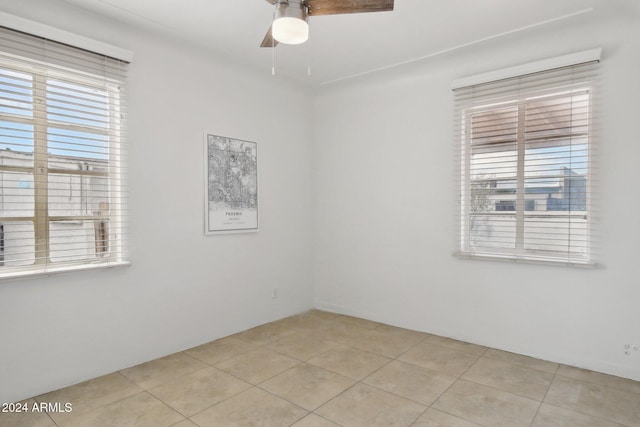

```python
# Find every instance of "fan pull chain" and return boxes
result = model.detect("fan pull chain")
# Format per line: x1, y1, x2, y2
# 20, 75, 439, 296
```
272, 42, 276, 75
307, 30, 312, 76
272, 6, 276, 75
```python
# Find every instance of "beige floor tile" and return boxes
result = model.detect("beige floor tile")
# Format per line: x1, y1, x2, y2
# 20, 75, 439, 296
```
362, 360, 456, 405
334, 314, 381, 330
424, 335, 487, 356
35, 372, 142, 416
189, 387, 307, 427
315, 322, 373, 345
271, 315, 335, 335
171, 420, 199, 427
531, 403, 625, 427
307, 345, 390, 380
557, 365, 640, 395
483, 349, 559, 374
149, 366, 251, 416
276, 310, 341, 325
350, 328, 425, 358
399, 341, 480, 377
185, 336, 257, 365
0, 399, 56, 427
307, 309, 342, 320
214, 348, 300, 384
274, 310, 341, 331
233, 321, 297, 346
266, 332, 339, 361
375, 324, 430, 341
119, 352, 208, 390
432, 379, 540, 427
316, 383, 426, 427
260, 364, 355, 410
52, 392, 184, 427
461, 357, 554, 400
544, 375, 640, 426
411, 408, 482, 427
291, 413, 341, 427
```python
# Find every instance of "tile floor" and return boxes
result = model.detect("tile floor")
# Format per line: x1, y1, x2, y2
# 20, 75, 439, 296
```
2, 310, 640, 427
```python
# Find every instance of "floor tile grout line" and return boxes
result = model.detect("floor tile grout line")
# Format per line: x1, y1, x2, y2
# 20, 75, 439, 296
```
45, 390, 183, 426
409, 407, 431, 427
182, 383, 255, 422
461, 358, 559, 401
406, 405, 429, 427
215, 357, 304, 388
143, 374, 253, 422
337, 335, 437, 418
391, 331, 432, 359
425, 340, 489, 358
249, 383, 312, 421
122, 362, 255, 419
46, 408, 59, 427
527, 363, 562, 427
540, 371, 638, 427
427, 361, 475, 424
184, 343, 259, 366
297, 339, 430, 424
452, 376, 544, 404
309, 381, 360, 423
535, 401, 633, 427
480, 351, 560, 376
422, 406, 487, 427
553, 367, 640, 397
433, 374, 546, 427
295, 412, 343, 427
356, 358, 431, 407
394, 342, 483, 379
46, 389, 147, 421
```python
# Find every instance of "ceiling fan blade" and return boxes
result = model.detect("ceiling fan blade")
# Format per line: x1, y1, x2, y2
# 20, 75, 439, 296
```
263, 0, 277, 4
305, 0, 394, 16
260, 25, 279, 48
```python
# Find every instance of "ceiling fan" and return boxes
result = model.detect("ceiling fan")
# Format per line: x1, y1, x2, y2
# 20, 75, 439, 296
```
260, 0, 394, 47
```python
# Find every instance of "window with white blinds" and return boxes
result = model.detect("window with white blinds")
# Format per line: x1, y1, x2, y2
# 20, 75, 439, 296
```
454, 55, 599, 265
0, 26, 129, 278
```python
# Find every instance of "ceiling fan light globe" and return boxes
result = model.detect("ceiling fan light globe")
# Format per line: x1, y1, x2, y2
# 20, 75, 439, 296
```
272, 17, 309, 44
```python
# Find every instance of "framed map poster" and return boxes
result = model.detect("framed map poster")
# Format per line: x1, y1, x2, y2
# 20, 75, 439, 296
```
204, 133, 258, 234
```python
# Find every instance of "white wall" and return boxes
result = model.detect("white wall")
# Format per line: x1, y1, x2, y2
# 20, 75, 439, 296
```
0, 0, 315, 403
2, 0, 639, 405
313, 5, 640, 381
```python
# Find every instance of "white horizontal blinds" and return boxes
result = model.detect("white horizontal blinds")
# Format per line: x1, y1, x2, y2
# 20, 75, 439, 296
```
455, 60, 599, 264
0, 26, 128, 274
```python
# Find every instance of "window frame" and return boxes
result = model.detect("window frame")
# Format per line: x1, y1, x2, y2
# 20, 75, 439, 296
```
0, 32, 129, 280
455, 59, 599, 267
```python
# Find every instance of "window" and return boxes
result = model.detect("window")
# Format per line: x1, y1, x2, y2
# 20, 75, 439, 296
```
0, 25, 128, 278
454, 55, 599, 265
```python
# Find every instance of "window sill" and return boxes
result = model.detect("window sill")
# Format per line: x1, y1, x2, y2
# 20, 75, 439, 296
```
453, 251, 598, 268
0, 261, 131, 282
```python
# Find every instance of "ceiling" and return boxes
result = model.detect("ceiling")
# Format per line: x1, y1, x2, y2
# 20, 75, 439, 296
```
60, 0, 632, 85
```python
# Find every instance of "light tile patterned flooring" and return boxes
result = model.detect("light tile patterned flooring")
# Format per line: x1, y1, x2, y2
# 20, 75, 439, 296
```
3, 310, 640, 427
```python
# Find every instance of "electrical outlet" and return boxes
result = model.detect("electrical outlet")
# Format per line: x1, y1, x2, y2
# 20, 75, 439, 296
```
623, 343, 638, 356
